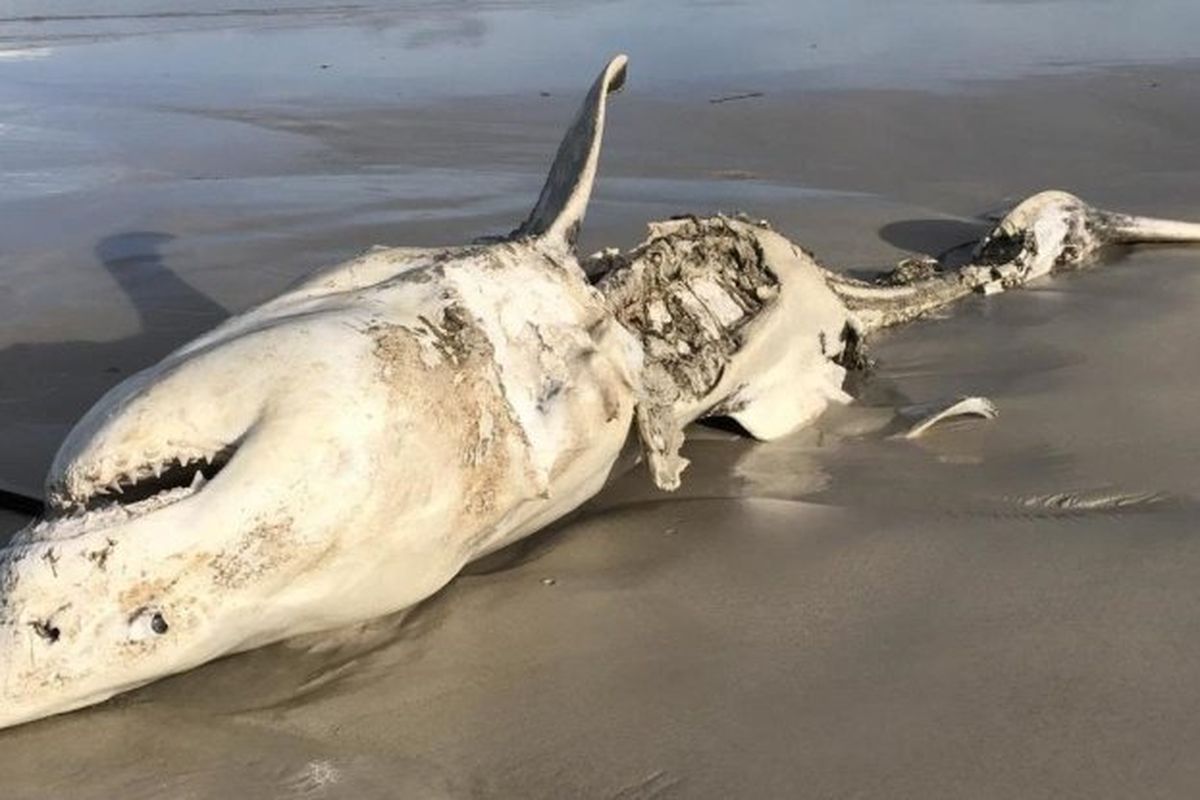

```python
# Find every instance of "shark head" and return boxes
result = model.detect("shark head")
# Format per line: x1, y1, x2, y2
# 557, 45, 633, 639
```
0, 54, 634, 730
0, 280, 414, 728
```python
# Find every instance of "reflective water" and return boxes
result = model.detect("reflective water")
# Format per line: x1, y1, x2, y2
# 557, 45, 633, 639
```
4, 0, 1200, 102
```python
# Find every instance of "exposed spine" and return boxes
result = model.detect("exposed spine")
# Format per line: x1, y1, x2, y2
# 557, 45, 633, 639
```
822, 268, 981, 334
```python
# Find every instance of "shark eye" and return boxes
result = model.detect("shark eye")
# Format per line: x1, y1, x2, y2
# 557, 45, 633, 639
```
128, 608, 170, 641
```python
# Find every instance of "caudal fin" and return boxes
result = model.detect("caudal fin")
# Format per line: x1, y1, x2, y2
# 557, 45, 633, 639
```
1097, 211, 1200, 244
512, 55, 628, 249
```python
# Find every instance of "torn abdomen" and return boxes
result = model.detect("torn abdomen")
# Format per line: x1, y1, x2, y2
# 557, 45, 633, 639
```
593, 215, 781, 406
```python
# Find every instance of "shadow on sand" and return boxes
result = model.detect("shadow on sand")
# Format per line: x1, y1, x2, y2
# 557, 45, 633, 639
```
0, 232, 226, 517
877, 218, 990, 266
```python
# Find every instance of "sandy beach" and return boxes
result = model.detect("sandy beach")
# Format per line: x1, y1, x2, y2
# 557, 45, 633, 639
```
3, 1, 1200, 797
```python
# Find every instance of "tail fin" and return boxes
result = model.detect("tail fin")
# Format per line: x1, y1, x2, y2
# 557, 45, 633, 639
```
512, 55, 628, 249
1097, 212, 1200, 244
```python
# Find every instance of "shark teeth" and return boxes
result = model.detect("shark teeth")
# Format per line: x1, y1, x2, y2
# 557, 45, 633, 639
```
55, 443, 239, 516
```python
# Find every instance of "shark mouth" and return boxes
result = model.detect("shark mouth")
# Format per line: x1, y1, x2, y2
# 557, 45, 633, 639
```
53, 443, 238, 518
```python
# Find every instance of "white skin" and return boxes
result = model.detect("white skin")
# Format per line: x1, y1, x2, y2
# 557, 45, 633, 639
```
4, 52, 1200, 729
0, 55, 863, 732
0, 56, 647, 730
0, 52, 867, 729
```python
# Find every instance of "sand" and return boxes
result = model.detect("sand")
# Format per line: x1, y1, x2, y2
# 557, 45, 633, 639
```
3, 2, 1200, 797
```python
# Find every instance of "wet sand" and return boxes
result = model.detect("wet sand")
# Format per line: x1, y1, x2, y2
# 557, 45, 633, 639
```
3, 2, 1200, 797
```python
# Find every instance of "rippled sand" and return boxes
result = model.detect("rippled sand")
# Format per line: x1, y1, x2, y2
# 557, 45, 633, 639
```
3, 2, 1200, 797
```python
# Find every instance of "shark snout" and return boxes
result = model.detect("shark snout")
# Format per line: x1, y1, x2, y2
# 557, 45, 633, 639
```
0, 530, 207, 730
44, 325, 299, 514
0, 311, 400, 729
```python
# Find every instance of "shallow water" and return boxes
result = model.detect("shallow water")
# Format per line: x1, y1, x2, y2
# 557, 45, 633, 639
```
6, 0, 1200, 98
3, 2, 1200, 798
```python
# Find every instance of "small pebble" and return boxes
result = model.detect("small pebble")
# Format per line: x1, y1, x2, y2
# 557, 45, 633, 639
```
540, 577, 556, 586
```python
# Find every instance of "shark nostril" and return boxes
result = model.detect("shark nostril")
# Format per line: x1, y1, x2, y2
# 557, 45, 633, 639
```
30, 620, 60, 643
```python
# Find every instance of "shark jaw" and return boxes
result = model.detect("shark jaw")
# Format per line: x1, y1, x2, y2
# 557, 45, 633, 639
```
0, 307, 399, 729
0, 249, 579, 731
49, 441, 234, 517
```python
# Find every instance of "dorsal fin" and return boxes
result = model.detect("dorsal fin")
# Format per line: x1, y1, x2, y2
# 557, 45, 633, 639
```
513, 54, 628, 249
